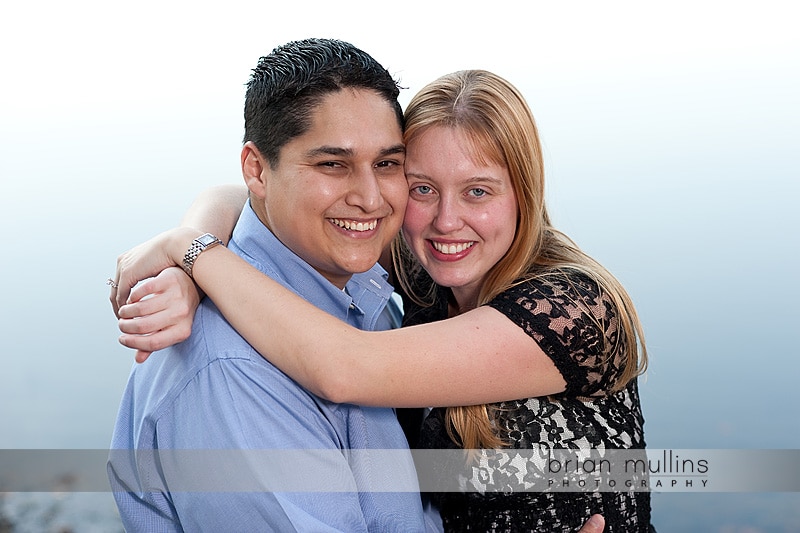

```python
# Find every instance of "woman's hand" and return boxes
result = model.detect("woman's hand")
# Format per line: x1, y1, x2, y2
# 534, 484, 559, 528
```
116, 267, 201, 363
109, 227, 203, 314
577, 515, 604, 533
108, 226, 205, 362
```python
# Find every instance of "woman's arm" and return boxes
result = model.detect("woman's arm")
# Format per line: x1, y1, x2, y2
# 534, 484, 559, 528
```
112, 184, 247, 311
117, 229, 567, 408
179, 184, 248, 244
110, 185, 248, 362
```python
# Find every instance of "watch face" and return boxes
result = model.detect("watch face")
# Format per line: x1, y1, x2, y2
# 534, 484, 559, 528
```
197, 234, 218, 246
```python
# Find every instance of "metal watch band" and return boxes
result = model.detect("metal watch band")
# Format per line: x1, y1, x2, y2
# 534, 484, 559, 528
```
182, 233, 223, 278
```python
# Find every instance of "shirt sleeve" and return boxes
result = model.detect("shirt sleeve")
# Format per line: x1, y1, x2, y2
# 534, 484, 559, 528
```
149, 356, 372, 532
487, 271, 627, 397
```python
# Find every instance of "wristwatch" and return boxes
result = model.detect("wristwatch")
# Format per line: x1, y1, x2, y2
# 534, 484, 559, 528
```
182, 233, 223, 278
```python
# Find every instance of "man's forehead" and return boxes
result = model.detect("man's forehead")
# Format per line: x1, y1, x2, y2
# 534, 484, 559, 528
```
285, 88, 404, 158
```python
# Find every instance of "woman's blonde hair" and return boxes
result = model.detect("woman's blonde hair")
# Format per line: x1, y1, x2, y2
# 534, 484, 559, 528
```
393, 70, 648, 450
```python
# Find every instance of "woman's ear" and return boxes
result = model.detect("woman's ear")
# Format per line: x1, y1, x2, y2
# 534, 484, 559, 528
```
241, 141, 268, 199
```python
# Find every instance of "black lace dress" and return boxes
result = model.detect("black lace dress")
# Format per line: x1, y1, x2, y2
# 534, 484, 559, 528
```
400, 270, 651, 533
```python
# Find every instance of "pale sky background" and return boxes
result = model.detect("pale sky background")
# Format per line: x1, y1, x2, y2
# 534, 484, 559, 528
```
1, 0, 798, 445
1, 1, 799, 527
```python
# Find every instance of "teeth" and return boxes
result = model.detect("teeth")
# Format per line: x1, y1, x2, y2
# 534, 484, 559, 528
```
331, 219, 377, 232
432, 241, 475, 255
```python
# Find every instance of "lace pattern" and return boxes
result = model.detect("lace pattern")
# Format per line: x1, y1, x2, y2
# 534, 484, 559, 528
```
406, 270, 650, 532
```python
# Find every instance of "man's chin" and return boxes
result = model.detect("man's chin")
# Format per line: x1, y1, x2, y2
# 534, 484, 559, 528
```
337, 254, 384, 275
345, 261, 381, 275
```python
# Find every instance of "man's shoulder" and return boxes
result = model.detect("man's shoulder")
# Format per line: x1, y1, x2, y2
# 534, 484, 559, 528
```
120, 302, 254, 419
128, 299, 332, 423
191, 298, 255, 356
147, 299, 253, 370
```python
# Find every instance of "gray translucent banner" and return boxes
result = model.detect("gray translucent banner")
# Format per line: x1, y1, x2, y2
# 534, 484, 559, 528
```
1, 449, 798, 493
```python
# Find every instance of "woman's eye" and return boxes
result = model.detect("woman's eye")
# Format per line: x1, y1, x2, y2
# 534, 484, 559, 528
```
470, 188, 487, 198
413, 185, 432, 195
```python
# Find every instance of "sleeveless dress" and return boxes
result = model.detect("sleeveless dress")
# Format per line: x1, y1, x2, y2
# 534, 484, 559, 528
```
400, 269, 652, 533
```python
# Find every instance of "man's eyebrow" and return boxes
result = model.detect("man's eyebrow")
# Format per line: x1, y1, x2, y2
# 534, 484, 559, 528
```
304, 144, 405, 158
379, 144, 406, 157
305, 146, 354, 158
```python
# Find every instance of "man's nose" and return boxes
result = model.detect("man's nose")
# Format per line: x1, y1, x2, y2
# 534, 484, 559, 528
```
346, 167, 383, 212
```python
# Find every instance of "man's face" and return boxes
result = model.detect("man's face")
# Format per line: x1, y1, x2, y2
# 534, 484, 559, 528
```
258, 88, 407, 288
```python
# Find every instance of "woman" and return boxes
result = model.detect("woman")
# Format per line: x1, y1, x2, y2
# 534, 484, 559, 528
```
114, 70, 651, 532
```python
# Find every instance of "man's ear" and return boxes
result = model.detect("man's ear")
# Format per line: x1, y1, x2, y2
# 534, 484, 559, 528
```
241, 141, 269, 199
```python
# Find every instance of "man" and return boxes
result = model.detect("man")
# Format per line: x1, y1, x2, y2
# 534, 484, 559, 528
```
107, 38, 432, 532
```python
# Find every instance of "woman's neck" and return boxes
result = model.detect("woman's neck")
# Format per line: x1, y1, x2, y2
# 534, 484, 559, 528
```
448, 288, 479, 317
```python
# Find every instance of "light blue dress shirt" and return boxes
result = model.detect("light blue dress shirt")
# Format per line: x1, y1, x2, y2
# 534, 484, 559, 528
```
108, 204, 436, 532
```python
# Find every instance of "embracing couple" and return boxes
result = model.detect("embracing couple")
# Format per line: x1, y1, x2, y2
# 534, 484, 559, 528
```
108, 38, 651, 532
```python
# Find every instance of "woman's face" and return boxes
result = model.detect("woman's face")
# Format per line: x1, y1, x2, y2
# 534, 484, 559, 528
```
402, 126, 518, 307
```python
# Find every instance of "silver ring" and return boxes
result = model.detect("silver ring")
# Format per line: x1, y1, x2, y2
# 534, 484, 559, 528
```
107, 278, 118, 289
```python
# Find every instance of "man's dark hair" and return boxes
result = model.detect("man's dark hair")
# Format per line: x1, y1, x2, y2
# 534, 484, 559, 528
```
244, 38, 404, 166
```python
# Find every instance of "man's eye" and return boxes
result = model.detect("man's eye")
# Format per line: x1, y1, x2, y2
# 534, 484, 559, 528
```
413, 185, 432, 195
376, 160, 400, 168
